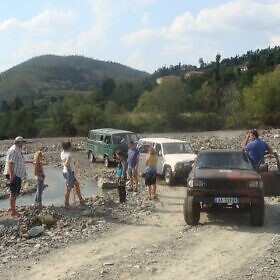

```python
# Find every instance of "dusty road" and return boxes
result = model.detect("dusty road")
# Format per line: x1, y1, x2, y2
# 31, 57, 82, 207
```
3, 182, 280, 280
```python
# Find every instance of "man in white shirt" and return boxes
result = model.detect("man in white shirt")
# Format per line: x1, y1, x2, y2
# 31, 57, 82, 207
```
4, 136, 29, 217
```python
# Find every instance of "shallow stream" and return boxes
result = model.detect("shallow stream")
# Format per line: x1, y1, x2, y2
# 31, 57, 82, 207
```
0, 156, 101, 209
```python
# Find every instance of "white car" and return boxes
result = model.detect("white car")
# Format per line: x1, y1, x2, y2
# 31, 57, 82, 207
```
138, 138, 197, 185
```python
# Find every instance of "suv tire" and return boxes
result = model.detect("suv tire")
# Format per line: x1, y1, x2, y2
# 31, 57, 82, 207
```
164, 166, 174, 186
250, 197, 264, 227
89, 151, 96, 163
104, 156, 110, 167
183, 195, 200, 225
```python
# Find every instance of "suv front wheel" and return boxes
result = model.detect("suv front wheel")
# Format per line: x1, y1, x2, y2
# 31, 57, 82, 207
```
183, 195, 200, 226
164, 166, 174, 186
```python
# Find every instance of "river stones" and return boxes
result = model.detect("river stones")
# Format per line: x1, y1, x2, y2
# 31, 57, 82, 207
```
28, 226, 44, 238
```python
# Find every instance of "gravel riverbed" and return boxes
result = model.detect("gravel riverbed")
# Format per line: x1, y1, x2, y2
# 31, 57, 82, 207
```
0, 129, 279, 280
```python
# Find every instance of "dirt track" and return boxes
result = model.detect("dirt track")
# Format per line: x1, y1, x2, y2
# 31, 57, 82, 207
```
1, 130, 280, 279
3, 183, 280, 280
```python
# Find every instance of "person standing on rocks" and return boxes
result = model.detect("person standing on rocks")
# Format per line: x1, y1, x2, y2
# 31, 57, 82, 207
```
61, 141, 85, 209
4, 136, 32, 217
244, 129, 272, 169
115, 150, 128, 205
33, 150, 47, 208
127, 141, 139, 192
145, 146, 158, 200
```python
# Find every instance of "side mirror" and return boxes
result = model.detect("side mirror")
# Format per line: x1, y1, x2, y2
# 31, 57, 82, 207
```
158, 150, 162, 156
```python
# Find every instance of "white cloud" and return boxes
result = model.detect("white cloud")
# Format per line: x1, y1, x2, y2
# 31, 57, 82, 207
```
0, 9, 76, 34
0, 18, 18, 32
123, 0, 280, 44
20, 9, 75, 33
121, 28, 166, 46
121, 0, 280, 69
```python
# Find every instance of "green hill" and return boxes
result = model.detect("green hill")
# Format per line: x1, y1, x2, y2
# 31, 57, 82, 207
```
0, 55, 150, 99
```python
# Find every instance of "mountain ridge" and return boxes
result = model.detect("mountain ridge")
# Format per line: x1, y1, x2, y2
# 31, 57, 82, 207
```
0, 54, 150, 99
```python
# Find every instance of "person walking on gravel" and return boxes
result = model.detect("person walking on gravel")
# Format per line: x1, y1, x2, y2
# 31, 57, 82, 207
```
4, 136, 32, 217
127, 141, 139, 192
244, 129, 272, 169
61, 141, 85, 209
145, 146, 158, 200
115, 150, 128, 205
33, 150, 47, 208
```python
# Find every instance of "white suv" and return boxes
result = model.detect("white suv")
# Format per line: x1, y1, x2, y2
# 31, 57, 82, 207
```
138, 138, 197, 185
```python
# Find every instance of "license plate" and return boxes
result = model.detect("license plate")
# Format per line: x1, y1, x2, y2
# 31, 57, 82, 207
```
214, 197, 240, 204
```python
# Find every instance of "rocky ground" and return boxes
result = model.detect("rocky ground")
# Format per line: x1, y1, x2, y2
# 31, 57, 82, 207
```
0, 129, 279, 280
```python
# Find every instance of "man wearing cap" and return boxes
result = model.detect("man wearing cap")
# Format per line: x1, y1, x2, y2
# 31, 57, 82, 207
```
244, 129, 272, 169
4, 136, 29, 217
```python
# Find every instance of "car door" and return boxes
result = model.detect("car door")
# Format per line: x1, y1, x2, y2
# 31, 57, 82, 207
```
155, 143, 164, 175
103, 135, 113, 160
87, 131, 94, 151
258, 153, 280, 196
96, 133, 105, 159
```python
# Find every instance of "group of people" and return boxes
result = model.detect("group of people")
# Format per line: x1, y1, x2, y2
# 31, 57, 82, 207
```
3, 137, 84, 217
115, 140, 158, 205
3, 129, 271, 217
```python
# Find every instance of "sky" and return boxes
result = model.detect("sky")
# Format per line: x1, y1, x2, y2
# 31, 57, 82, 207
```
1, 0, 280, 73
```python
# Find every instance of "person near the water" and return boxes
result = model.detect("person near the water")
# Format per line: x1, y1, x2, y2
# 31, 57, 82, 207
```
4, 136, 32, 217
115, 150, 128, 205
33, 150, 47, 208
61, 141, 85, 209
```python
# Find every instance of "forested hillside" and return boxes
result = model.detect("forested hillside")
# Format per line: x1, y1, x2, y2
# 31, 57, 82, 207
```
0, 55, 149, 99
0, 47, 280, 139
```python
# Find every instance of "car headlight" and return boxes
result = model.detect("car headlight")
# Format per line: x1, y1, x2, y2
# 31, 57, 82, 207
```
188, 179, 204, 188
175, 162, 184, 171
249, 180, 259, 188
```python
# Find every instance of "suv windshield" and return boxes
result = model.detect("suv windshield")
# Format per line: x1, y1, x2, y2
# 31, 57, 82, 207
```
113, 133, 139, 145
195, 152, 253, 170
162, 142, 193, 154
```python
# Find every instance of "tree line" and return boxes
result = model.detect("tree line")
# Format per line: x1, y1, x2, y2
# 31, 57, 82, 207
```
0, 46, 280, 139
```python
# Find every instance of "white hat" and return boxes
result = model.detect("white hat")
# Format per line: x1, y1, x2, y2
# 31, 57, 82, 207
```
14, 136, 27, 143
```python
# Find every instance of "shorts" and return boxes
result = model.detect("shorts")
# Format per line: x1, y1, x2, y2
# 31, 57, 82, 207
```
145, 171, 156, 186
6, 175, 22, 198
127, 167, 138, 179
63, 171, 77, 188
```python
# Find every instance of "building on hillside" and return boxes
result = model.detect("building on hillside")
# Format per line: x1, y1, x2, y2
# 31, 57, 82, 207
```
237, 64, 249, 72
156, 75, 179, 85
184, 71, 204, 79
